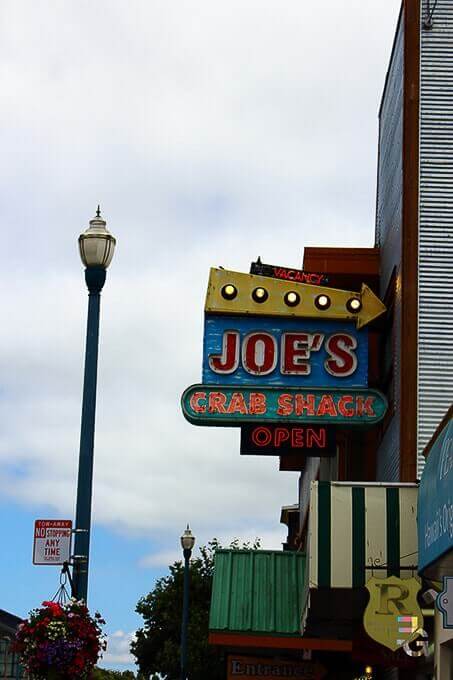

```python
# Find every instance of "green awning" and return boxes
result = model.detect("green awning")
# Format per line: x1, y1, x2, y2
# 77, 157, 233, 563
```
209, 549, 306, 636
307, 482, 418, 589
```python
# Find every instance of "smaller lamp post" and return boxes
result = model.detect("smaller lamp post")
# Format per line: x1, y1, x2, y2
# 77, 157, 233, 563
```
180, 525, 195, 680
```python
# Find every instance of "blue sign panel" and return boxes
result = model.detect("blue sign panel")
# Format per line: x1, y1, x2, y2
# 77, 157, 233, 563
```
418, 418, 453, 573
202, 314, 368, 387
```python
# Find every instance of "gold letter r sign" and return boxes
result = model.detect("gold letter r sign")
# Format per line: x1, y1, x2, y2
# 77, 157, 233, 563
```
364, 576, 423, 651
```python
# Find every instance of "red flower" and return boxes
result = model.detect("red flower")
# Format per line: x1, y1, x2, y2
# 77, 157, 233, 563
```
41, 601, 64, 616
14, 600, 106, 677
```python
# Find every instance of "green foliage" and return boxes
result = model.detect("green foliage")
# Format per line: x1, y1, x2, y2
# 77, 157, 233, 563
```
92, 668, 138, 679
131, 538, 260, 680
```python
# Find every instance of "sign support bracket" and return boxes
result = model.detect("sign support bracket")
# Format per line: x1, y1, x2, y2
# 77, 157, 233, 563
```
61, 561, 75, 597
66, 554, 88, 599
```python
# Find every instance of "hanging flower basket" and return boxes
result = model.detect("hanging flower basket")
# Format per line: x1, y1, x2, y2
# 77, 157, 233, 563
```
13, 600, 106, 679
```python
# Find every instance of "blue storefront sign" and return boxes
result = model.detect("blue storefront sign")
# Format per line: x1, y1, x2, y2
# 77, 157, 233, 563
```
418, 417, 453, 574
202, 315, 368, 388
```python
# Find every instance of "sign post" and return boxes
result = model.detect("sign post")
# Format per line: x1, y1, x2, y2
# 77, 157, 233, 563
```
33, 520, 72, 566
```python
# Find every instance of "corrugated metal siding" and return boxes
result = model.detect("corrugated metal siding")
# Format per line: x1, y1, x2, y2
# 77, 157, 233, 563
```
209, 549, 305, 635
418, 0, 453, 476
376, 11, 404, 280
376, 415, 400, 482
375, 11, 404, 481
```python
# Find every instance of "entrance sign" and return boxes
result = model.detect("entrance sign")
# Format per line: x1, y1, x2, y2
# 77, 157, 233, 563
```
250, 259, 329, 286
227, 655, 326, 680
205, 268, 386, 329
33, 520, 72, 566
240, 424, 336, 456
363, 576, 423, 651
418, 417, 453, 575
203, 315, 368, 388
182, 385, 387, 426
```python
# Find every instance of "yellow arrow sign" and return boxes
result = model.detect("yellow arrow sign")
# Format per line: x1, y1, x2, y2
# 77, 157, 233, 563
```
205, 268, 386, 329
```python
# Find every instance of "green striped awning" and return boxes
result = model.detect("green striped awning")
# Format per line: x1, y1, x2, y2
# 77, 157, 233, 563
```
209, 549, 306, 636
308, 482, 418, 589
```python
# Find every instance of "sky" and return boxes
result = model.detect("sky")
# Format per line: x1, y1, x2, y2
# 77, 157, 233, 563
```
0, 0, 401, 671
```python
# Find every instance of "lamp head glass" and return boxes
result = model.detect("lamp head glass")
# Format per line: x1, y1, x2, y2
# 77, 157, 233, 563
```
79, 208, 116, 269
181, 524, 196, 551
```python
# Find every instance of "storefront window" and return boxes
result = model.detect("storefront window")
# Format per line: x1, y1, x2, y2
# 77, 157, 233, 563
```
0, 637, 27, 679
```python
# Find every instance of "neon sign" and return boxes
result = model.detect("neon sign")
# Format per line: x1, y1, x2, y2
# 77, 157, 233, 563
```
250, 259, 329, 286
182, 386, 387, 426
203, 316, 368, 388
240, 424, 336, 456
180, 266, 388, 432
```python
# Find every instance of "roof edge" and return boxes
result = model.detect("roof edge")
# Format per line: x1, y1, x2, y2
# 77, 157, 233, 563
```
214, 548, 305, 556
378, 2, 404, 119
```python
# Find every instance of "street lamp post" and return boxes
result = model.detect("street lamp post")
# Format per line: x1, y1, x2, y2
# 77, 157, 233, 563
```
180, 525, 195, 680
72, 207, 116, 603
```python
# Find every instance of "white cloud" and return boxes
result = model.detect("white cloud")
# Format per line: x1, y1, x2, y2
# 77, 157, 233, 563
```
0, 260, 299, 545
139, 550, 182, 569
102, 630, 136, 667
139, 528, 286, 568
0, 0, 401, 564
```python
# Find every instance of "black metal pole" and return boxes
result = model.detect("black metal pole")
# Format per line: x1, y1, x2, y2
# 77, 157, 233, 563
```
72, 266, 106, 602
180, 547, 191, 680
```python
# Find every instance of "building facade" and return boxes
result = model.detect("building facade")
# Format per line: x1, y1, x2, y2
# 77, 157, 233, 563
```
297, 2, 453, 677
204, 1, 453, 678
0, 610, 26, 680
376, 0, 453, 481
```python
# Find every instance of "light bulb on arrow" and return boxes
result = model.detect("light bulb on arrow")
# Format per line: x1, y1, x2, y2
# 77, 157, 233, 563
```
205, 268, 386, 329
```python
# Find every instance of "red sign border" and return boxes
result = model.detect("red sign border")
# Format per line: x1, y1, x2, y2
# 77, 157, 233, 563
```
33, 519, 73, 566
